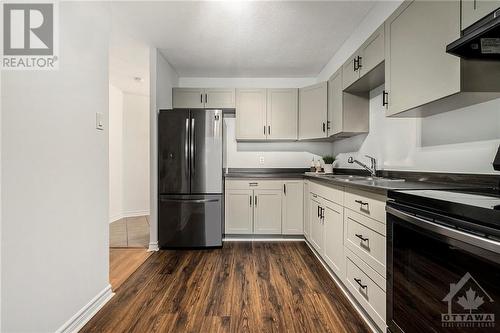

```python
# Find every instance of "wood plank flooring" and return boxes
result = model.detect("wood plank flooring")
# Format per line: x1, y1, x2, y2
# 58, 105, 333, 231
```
109, 248, 151, 291
82, 242, 370, 333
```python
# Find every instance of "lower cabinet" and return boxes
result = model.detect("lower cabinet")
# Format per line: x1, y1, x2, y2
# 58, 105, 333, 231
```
225, 179, 303, 235
322, 200, 345, 279
225, 189, 254, 234
254, 189, 282, 234
309, 194, 324, 253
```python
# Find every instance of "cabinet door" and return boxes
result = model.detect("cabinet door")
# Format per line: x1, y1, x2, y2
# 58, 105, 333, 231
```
309, 196, 324, 253
253, 189, 282, 234
327, 70, 343, 136
173, 88, 205, 109
225, 189, 253, 234
462, 0, 500, 30
385, 1, 460, 116
266, 88, 298, 140
304, 182, 310, 240
359, 25, 385, 78
205, 88, 235, 108
323, 200, 345, 278
236, 89, 267, 140
282, 181, 303, 235
298, 82, 328, 140
342, 53, 361, 89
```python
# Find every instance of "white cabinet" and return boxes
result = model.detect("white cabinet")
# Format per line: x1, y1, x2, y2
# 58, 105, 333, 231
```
254, 189, 282, 234
303, 181, 310, 240
266, 88, 298, 140
225, 180, 287, 235
173, 88, 235, 109
358, 25, 385, 78
298, 82, 328, 140
205, 88, 235, 108
323, 200, 345, 279
385, 1, 461, 116
236, 89, 267, 140
173, 88, 205, 108
327, 69, 369, 138
282, 181, 304, 235
225, 189, 253, 234
309, 194, 324, 253
342, 54, 361, 90
462, 0, 500, 30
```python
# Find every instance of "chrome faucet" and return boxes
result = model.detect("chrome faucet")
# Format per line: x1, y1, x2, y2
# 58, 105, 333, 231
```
348, 155, 377, 177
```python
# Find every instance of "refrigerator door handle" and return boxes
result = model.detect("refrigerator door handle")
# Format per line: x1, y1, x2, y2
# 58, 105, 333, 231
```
191, 117, 195, 175
185, 118, 189, 178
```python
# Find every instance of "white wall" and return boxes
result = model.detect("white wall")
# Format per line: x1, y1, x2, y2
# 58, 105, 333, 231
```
109, 84, 124, 222
149, 49, 179, 250
123, 93, 150, 216
1, 2, 111, 332
179, 77, 316, 88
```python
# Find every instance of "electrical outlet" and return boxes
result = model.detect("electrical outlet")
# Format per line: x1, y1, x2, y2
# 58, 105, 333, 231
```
259, 156, 265, 165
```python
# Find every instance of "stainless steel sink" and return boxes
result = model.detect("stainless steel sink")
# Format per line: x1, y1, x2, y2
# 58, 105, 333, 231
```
321, 174, 406, 183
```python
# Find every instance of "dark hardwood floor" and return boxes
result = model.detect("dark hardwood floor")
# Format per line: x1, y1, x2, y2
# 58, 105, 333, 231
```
81, 242, 371, 333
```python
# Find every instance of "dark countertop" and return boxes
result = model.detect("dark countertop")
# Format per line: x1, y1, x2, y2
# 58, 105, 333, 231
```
224, 168, 487, 195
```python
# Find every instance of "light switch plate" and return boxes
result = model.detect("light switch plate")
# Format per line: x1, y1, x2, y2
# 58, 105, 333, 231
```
96, 112, 104, 130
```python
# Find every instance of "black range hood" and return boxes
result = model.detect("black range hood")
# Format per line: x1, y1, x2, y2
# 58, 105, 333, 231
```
447, 8, 500, 59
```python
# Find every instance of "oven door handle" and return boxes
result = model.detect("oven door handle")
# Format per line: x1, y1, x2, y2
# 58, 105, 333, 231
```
387, 206, 500, 254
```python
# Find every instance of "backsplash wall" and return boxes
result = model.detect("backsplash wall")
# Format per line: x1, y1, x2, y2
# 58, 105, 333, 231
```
333, 85, 500, 175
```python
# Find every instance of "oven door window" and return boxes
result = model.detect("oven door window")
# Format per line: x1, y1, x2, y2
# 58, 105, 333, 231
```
389, 214, 500, 333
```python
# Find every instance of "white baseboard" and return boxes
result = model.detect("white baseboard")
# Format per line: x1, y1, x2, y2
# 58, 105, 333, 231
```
304, 240, 380, 333
56, 284, 114, 333
148, 241, 159, 252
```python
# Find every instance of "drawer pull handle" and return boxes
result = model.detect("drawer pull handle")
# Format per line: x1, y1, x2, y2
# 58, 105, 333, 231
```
354, 278, 367, 289
355, 199, 368, 206
355, 234, 369, 242
249, 182, 258, 187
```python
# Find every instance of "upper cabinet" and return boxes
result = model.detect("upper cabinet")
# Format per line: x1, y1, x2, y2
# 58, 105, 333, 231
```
385, 0, 500, 117
266, 88, 298, 140
235, 88, 298, 141
328, 70, 369, 138
173, 88, 235, 109
236, 89, 267, 140
343, 24, 385, 94
461, 0, 500, 30
298, 82, 328, 140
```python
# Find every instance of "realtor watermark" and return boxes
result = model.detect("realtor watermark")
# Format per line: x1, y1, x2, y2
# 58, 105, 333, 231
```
1, 1, 59, 70
442, 272, 495, 329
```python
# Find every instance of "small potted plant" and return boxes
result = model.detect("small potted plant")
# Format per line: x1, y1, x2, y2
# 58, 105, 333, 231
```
322, 155, 335, 174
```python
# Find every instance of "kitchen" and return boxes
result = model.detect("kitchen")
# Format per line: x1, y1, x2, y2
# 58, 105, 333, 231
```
1, 1, 500, 333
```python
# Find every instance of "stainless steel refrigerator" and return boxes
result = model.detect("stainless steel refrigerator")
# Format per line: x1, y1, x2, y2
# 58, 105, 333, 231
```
158, 109, 223, 248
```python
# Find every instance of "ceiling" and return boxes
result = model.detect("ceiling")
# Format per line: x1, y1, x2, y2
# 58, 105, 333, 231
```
110, 1, 377, 81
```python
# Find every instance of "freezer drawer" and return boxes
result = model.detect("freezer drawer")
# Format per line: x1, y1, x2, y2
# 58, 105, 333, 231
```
158, 194, 223, 248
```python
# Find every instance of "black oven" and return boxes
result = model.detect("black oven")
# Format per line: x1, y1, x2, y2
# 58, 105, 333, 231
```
386, 190, 500, 333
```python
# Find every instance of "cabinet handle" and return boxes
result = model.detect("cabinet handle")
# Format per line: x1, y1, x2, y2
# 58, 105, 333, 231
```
327, 121, 331, 130
283, 184, 286, 195
264, 126, 266, 135
355, 234, 369, 242
268, 125, 271, 135
205, 93, 208, 104
357, 56, 362, 70
321, 207, 325, 220
322, 122, 326, 133
249, 182, 258, 187
317, 206, 321, 218
354, 278, 367, 289
382, 90, 389, 107
355, 199, 369, 207
353, 58, 358, 71
250, 196, 252, 207
255, 195, 258, 206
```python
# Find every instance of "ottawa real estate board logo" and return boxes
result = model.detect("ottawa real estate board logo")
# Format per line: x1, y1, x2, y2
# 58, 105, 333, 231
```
1, 1, 59, 70
442, 272, 495, 328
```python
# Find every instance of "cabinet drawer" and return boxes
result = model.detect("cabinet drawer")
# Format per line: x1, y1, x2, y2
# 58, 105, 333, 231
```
225, 179, 283, 190
344, 188, 386, 222
345, 209, 386, 277
309, 181, 343, 205
345, 251, 386, 331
